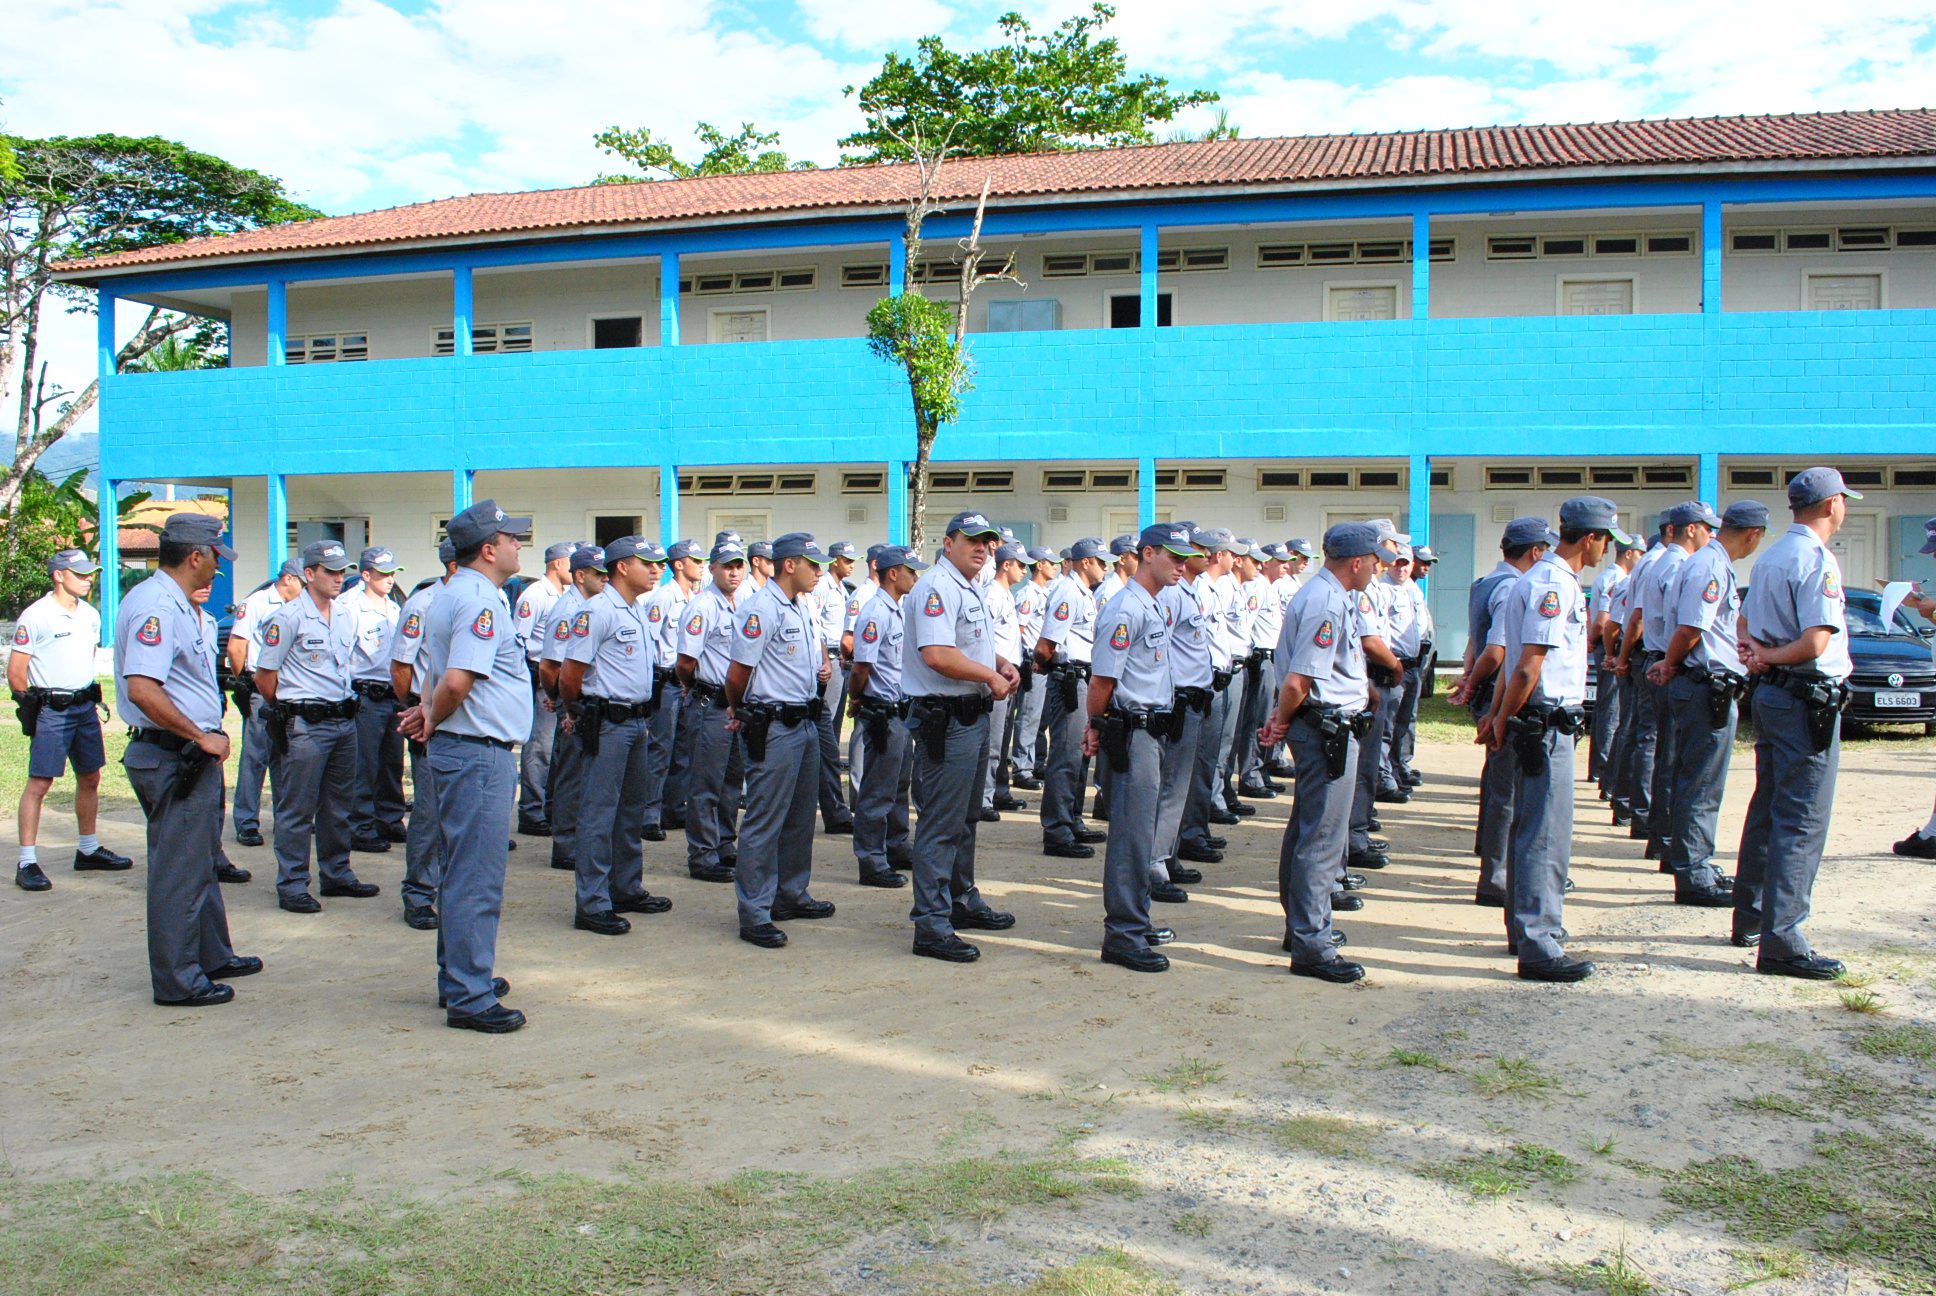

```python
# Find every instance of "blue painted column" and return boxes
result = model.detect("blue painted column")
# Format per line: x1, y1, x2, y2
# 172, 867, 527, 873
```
266, 278, 287, 366
452, 266, 474, 356
888, 233, 906, 297
1138, 455, 1156, 527
660, 252, 680, 346
887, 460, 908, 546
98, 482, 119, 646
1407, 455, 1431, 549
452, 468, 474, 515
267, 474, 288, 575
1139, 223, 1159, 327
1701, 200, 1722, 314
659, 465, 680, 545
96, 286, 117, 377
1698, 452, 1719, 508
1411, 210, 1431, 319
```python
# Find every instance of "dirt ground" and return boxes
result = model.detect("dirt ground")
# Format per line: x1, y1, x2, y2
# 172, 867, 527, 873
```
3, 732, 1933, 1294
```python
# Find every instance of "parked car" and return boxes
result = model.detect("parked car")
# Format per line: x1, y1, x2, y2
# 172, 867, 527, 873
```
1841, 590, 1936, 733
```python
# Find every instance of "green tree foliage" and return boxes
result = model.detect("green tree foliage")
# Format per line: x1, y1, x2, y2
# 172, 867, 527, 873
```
840, 4, 1219, 164
0, 469, 150, 617
591, 121, 814, 184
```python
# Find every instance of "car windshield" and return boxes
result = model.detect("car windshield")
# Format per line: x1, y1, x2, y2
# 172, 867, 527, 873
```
1846, 593, 1925, 637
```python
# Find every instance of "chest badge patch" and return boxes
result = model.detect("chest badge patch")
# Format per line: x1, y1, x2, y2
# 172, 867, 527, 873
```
263, 622, 281, 647
472, 609, 495, 639
1110, 623, 1130, 650
686, 613, 705, 635
1538, 590, 1562, 618
743, 614, 762, 639
923, 591, 944, 618
571, 611, 591, 638
401, 612, 422, 640
1315, 619, 1335, 649
1702, 578, 1721, 604
136, 615, 163, 647
861, 621, 879, 644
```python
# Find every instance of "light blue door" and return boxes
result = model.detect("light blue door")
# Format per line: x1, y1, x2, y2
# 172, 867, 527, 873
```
1426, 513, 1476, 659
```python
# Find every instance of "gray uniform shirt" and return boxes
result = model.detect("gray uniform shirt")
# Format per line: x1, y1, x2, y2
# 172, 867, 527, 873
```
391, 581, 442, 694
1092, 582, 1172, 707
1036, 573, 1097, 665
115, 572, 223, 732
567, 585, 658, 702
539, 587, 584, 667
337, 586, 401, 684
1743, 523, 1852, 682
731, 582, 822, 704
1470, 561, 1517, 655
851, 589, 906, 701
903, 559, 995, 698
420, 567, 534, 743
234, 583, 289, 672
1501, 553, 1589, 707
679, 584, 737, 686
515, 578, 562, 661
1641, 545, 1692, 653
257, 589, 356, 703
1159, 581, 1214, 689
1276, 567, 1369, 712
1675, 538, 1745, 674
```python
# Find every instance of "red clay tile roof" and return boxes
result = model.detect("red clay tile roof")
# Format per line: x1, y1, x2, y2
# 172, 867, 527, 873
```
55, 109, 1936, 276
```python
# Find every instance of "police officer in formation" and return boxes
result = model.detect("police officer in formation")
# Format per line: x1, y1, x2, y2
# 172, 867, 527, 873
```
1609, 520, 1673, 838
397, 500, 532, 1032
1587, 536, 1643, 797
902, 512, 1020, 962
563, 535, 675, 935
1635, 501, 1722, 864
115, 514, 260, 1006
514, 540, 576, 836
1379, 544, 1434, 798
340, 545, 407, 854
848, 546, 925, 887
677, 540, 745, 884
1006, 545, 1059, 791
1345, 522, 1406, 876
255, 539, 378, 914
809, 541, 858, 837
1034, 536, 1106, 859
13, 547, 131, 891
727, 532, 837, 949
982, 541, 1028, 818
390, 540, 458, 929
538, 544, 608, 873
642, 539, 702, 840
228, 557, 302, 847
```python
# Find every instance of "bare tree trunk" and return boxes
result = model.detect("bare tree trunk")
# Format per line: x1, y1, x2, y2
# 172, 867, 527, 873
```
906, 423, 934, 554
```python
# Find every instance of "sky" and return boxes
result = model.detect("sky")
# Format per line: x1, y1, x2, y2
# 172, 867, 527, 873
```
5, 0, 1935, 474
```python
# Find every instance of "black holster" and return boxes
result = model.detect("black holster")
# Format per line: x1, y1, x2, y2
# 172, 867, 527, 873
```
1211, 669, 1233, 695
173, 745, 213, 799
852, 696, 898, 750
1097, 712, 1130, 774
1704, 670, 1748, 729
403, 692, 426, 758
230, 676, 256, 718
265, 705, 290, 761
1018, 662, 1034, 695
1803, 682, 1850, 752
1506, 713, 1549, 777
909, 699, 951, 764
739, 702, 775, 763
1057, 669, 1079, 711
14, 690, 42, 738
574, 701, 603, 757
1369, 662, 1399, 689
1311, 709, 1353, 781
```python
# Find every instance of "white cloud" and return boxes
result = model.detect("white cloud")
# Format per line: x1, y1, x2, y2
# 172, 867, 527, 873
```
793, 0, 957, 48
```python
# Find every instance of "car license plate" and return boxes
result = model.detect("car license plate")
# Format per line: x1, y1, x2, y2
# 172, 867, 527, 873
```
1875, 691, 1921, 708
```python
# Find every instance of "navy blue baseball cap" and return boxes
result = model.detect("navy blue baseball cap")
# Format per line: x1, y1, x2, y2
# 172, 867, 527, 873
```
667, 539, 702, 562
946, 511, 1001, 539
747, 540, 773, 560
160, 513, 237, 560
1108, 534, 1138, 557
276, 557, 304, 580
708, 541, 745, 565
1722, 501, 1771, 530
48, 548, 100, 576
827, 540, 858, 560
771, 532, 823, 562
1789, 466, 1863, 508
1560, 496, 1637, 544
1666, 500, 1722, 529
1502, 517, 1553, 548
1285, 537, 1316, 560
543, 540, 578, 563
1068, 536, 1108, 561
437, 540, 457, 565
569, 545, 609, 573
359, 545, 402, 573
605, 536, 666, 565
1139, 522, 1196, 557
1322, 523, 1382, 559
1026, 545, 1058, 564
876, 545, 929, 573
446, 500, 530, 551
301, 540, 352, 572
995, 541, 1027, 564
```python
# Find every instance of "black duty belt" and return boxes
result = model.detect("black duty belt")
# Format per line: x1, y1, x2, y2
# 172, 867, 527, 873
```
30, 682, 102, 711
127, 726, 199, 751
274, 697, 359, 723
852, 695, 910, 720
1173, 685, 1214, 714
1295, 704, 1375, 737
1528, 704, 1588, 735
689, 678, 726, 704
1762, 667, 1851, 704
584, 696, 655, 723
753, 697, 825, 726
1636, 649, 1665, 665
1050, 662, 1091, 681
1113, 705, 1176, 733
352, 679, 396, 702
442, 731, 514, 750
910, 694, 993, 725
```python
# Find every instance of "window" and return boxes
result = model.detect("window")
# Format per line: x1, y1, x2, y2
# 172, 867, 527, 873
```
1898, 229, 1936, 248
1726, 467, 1778, 489
841, 472, 884, 493
1484, 467, 1534, 488
590, 316, 642, 349
1325, 284, 1398, 322
1488, 230, 1695, 260
1107, 292, 1173, 328
1641, 466, 1693, 488
1645, 234, 1693, 255
840, 264, 888, 288
1258, 469, 1302, 489
1430, 467, 1453, 488
1176, 468, 1227, 490
1805, 273, 1882, 311
1256, 239, 1453, 269
1538, 467, 1585, 487
1042, 253, 1090, 278
1893, 467, 1936, 487
1041, 470, 1088, 491
1590, 466, 1639, 489
1785, 231, 1832, 251
1357, 470, 1401, 489
709, 309, 769, 343
1541, 236, 1588, 258
285, 331, 369, 364
1837, 228, 1890, 250
1308, 470, 1351, 489
986, 299, 1062, 332
1730, 231, 1779, 254
1089, 251, 1135, 275
1559, 278, 1635, 316
1487, 236, 1538, 260
432, 322, 532, 355
593, 515, 642, 548
1593, 235, 1640, 256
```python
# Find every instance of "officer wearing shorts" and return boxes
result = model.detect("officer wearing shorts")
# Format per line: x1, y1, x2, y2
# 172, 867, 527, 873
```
728, 533, 837, 948
339, 545, 407, 853
12, 547, 129, 891
115, 514, 258, 1006
849, 546, 926, 888
398, 499, 534, 1033
1733, 467, 1861, 979
256, 540, 374, 913
1088, 524, 1188, 973
391, 541, 456, 928
562, 535, 673, 934
678, 541, 746, 883
903, 512, 1022, 963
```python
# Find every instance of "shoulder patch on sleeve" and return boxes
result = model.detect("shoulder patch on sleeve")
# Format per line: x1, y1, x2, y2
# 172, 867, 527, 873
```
1701, 578, 1720, 604
136, 614, 163, 646
1357, 593, 1372, 614
570, 611, 591, 638
13, 624, 27, 646
1109, 623, 1130, 650
1053, 600, 1070, 621
1314, 619, 1335, 649
647, 605, 662, 622
1823, 570, 1842, 599
923, 590, 945, 618
518, 601, 532, 619
401, 612, 422, 639
743, 613, 762, 639
861, 620, 879, 643
471, 608, 495, 639
262, 621, 281, 647
685, 612, 705, 635
1538, 590, 1562, 618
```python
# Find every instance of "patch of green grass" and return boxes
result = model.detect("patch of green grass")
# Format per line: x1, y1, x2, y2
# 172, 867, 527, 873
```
1429, 1144, 1577, 1199
1472, 1056, 1561, 1099
0, 1150, 1143, 1296
1269, 1114, 1378, 1159
1733, 1093, 1810, 1118
1663, 1129, 1936, 1293
1554, 1237, 1654, 1296
1171, 1211, 1212, 1238
1416, 694, 1479, 744
1654, 1036, 1818, 1068
1855, 1024, 1936, 1063
1177, 1104, 1235, 1134
0, 682, 245, 813
1587, 1135, 1617, 1157
1281, 1044, 1325, 1073
1836, 968, 1878, 989
1838, 989, 1885, 1014
1388, 1047, 1457, 1072
1724, 1246, 1809, 1290
1146, 1057, 1224, 1094
1013, 1248, 1181, 1296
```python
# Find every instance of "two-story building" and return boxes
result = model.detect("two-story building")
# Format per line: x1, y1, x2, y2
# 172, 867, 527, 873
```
52, 108, 1936, 652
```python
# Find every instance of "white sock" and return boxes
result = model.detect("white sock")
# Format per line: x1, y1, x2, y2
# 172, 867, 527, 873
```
1921, 809, 1936, 839
18, 845, 37, 868
77, 834, 100, 854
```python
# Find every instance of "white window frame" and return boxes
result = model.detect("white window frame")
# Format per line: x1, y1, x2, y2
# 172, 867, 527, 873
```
707, 510, 770, 542
1803, 269, 1886, 311
431, 321, 533, 356
1102, 289, 1177, 328
284, 329, 371, 364
585, 314, 646, 349
707, 306, 771, 344
1322, 280, 1401, 323
1555, 275, 1639, 317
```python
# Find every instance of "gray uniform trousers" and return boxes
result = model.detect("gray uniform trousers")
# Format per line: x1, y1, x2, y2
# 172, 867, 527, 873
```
1620, 670, 1662, 830
1039, 674, 1088, 846
126, 739, 235, 1001
684, 692, 742, 870
1180, 690, 1228, 852
517, 676, 556, 825
981, 694, 1012, 810
232, 692, 274, 836
1733, 684, 1838, 958
1348, 690, 1393, 858
1154, 705, 1207, 873
909, 711, 993, 940
852, 714, 912, 877
1474, 741, 1516, 903
1506, 728, 1575, 966
271, 715, 359, 900
575, 712, 653, 915
813, 669, 854, 831
427, 734, 513, 1017
1101, 726, 1163, 954
1279, 717, 1354, 966
1235, 659, 1273, 785
1585, 660, 1608, 780
1592, 665, 1624, 794
642, 686, 688, 830
1607, 671, 1640, 811
1212, 678, 1244, 808
1010, 671, 1048, 779
401, 741, 442, 912
1384, 663, 1424, 788
735, 717, 819, 929
1645, 673, 1680, 855
546, 717, 586, 864
349, 690, 406, 838
1666, 675, 1734, 891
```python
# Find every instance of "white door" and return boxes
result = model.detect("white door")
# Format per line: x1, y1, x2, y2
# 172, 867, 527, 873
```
1805, 274, 1881, 311
1325, 284, 1398, 322
1559, 278, 1635, 315
1827, 512, 1877, 591
709, 310, 770, 343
